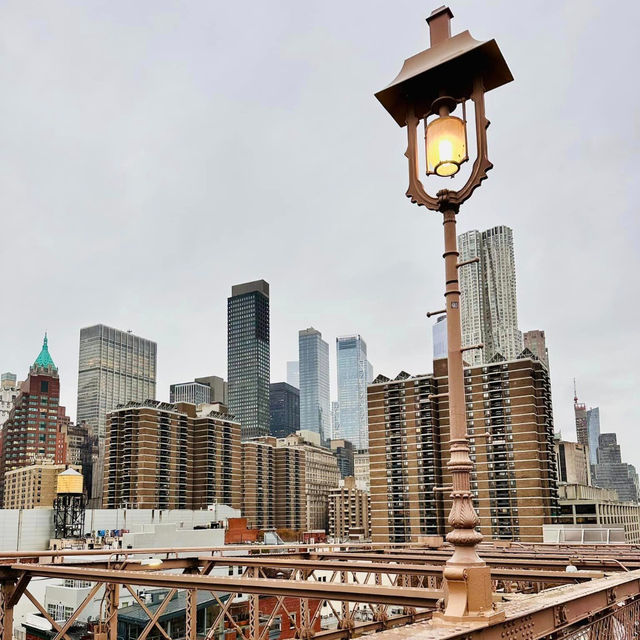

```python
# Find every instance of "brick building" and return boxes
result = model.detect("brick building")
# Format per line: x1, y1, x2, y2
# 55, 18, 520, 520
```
103, 401, 241, 510
0, 335, 69, 505
328, 477, 371, 541
4, 460, 81, 509
369, 355, 558, 543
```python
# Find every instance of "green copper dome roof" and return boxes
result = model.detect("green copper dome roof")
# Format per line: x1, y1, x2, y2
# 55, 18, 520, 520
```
34, 333, 56, 369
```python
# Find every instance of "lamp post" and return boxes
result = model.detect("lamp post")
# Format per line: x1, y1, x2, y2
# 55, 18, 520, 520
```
375, 7, 512, 622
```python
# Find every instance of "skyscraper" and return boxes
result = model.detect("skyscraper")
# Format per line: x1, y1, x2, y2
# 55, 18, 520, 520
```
593, 433, 640, 503
269, 382, 300, 438
586, 407, 600, 466
458, 225, 523, 364
574, 386, 589, 454
336, 335, 372, 449
298, 328, 330, 443
523, 329, 549, 369
76, 324, 157, 504
0, 336, 70, 505
432, 316, 448, 360
227, 280, 270, 440
77, 325, 157, 438
286, 361, 300, 389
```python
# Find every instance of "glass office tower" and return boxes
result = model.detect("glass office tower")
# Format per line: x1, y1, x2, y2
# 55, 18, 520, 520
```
77, 325, 157, 438
227, 280, 270, 440
77, 324, 156, 505
336, 335, 372, 449
298, 328, 330, 444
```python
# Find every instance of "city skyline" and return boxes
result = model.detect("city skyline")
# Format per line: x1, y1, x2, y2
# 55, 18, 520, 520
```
0, 2, 638, 471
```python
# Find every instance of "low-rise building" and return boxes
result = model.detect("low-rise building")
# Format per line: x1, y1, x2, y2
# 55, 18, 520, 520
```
4, 461, 81, 509
328, 477, 370, 541
558, 483, 640, 543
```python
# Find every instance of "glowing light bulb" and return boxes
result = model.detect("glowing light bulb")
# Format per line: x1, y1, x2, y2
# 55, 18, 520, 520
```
438, 139, 453, 162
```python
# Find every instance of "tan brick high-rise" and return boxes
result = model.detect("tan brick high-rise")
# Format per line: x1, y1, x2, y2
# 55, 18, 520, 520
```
328, 477, 371, 541
103, 401, 241, 510
242, 438, 276, 529
369, 356, 558, 543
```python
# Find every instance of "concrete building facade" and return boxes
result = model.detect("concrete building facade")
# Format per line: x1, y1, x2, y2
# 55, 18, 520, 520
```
557, 483, 640, 543
555, 439, 591, 486
169, 381, 211, 405
0, 373, 20, 428
368, 356, 558, 544
354, 449, 370, 491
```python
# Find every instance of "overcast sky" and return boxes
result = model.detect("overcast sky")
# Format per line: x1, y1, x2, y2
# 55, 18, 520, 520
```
1, 1, 638, 467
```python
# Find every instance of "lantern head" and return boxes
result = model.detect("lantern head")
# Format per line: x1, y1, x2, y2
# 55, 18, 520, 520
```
425, 97, 468, 177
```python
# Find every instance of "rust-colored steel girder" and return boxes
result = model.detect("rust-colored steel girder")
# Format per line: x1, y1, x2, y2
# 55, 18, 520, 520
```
197, 556, 604, 584
8, 564, 442, 608
363, 569, 640, 640
0, 542, 420, 563
311, 551, 640, 571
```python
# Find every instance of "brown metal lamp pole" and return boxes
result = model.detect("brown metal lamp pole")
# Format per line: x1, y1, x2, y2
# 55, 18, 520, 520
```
375, 7, 513, 622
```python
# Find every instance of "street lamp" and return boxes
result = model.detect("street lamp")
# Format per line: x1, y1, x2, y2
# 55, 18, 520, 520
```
375, 6, 512, 622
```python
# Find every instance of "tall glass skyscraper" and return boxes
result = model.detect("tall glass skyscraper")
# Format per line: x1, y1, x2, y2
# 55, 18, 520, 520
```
586, 407, 600, 465
298, 328, 330, 443
227, 280, 270, 440
336, 335, 372, 449
77, 325, 157, 438
76, 324, 156, 504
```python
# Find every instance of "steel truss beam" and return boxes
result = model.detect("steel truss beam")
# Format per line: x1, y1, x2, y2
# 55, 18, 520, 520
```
8, 564, 441, 608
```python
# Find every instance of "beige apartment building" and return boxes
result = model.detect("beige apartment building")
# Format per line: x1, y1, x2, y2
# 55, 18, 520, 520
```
103, 400, 241, 510
328, 476, 371, 541
369, 356, 558, 544
274, 444, 306, 531
241, 436, 306, 531
241, 433, 340, 533
278, 433, 341, 531
4, 460, 81, 509
242, 439, 276, 529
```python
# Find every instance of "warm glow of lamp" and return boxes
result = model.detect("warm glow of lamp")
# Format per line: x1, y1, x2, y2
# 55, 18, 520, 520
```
426, 114, 467, 177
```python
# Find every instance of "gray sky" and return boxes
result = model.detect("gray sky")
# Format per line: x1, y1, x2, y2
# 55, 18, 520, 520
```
1, 2, 639, 466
